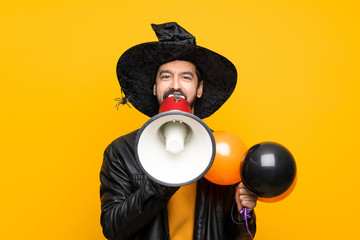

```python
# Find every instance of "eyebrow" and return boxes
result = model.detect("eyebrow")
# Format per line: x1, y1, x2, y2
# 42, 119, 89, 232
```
158, 70, 194, 77
158, 70, 172, 76
181, 71, 194, 77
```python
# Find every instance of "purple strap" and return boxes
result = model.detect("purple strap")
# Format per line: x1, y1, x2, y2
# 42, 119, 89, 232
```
240, 207, 254, 240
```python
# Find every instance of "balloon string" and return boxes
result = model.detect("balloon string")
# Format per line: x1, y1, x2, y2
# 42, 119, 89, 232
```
240, 207, 254, 240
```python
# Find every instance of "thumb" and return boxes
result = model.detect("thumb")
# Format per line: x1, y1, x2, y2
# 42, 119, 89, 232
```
235, 183, 243, 212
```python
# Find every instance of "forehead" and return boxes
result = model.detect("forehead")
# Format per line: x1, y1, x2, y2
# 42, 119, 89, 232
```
157, 60, 196, 73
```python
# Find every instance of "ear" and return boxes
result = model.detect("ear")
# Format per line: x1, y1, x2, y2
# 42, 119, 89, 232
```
196, 81, 203, 98
153, 83, 157, 96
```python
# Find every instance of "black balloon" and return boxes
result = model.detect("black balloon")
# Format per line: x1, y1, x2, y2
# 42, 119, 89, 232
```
241, 142, 296, 198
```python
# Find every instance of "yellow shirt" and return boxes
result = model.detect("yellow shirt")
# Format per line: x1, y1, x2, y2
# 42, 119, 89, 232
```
167, 182, 197, 240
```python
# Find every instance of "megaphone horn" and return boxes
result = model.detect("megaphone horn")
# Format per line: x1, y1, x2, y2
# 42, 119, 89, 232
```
135, 95, 215, 187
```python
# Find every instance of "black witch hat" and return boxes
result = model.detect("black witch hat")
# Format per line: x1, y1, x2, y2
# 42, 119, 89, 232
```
116, 22, 237, 119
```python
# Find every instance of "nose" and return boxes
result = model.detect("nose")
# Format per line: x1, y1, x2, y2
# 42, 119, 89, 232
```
170, 77, 180, 90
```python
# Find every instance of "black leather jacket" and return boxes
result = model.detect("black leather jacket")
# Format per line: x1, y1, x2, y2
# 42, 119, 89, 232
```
100, 130, 256, 240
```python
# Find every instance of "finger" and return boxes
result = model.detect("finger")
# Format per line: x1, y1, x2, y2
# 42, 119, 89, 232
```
239, 194, 257, 205
238, 183, 254, 193
239, 195, 257, 202
239, 188, 251, 195
238, 182, 246, 189
235, 188, 243, 211
240, 200, 257, 211
239, 188, 257, 198
235, 197, 243, 211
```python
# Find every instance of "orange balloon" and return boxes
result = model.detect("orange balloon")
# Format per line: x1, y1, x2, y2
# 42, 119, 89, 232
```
258, 174, 298, 203
204, 131, 248, 185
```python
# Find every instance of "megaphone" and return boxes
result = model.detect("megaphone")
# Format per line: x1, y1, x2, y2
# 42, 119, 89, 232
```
135, 94, 215, 187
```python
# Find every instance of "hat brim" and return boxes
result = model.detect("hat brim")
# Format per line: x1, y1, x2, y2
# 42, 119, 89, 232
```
116, 42, 237, 119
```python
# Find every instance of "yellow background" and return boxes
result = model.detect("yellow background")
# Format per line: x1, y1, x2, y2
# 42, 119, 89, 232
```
1, 0, 359, 239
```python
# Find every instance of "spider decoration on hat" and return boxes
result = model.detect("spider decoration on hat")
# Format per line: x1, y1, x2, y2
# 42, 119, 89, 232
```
115, 93, 131, 110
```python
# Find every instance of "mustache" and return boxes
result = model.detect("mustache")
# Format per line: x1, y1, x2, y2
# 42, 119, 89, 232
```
163, 89, 187, 100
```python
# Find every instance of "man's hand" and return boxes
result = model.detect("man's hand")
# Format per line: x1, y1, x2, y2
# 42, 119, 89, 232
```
235, 182, 257, 212
146, 178, 179, 199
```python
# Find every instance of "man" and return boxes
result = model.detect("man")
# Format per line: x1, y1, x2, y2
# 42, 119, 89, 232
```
100, 22, 257, 240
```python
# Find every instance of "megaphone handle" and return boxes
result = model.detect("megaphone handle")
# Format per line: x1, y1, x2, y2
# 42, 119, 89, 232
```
240, 207, 254, 240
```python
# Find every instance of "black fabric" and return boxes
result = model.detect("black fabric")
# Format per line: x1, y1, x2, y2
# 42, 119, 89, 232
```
100, 130, 256, 240
151, 22, 196, 44
116, 22, 237, 119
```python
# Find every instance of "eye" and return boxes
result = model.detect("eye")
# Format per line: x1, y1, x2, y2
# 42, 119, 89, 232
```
160, 74, 171, 80
182, 75, 192, 80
